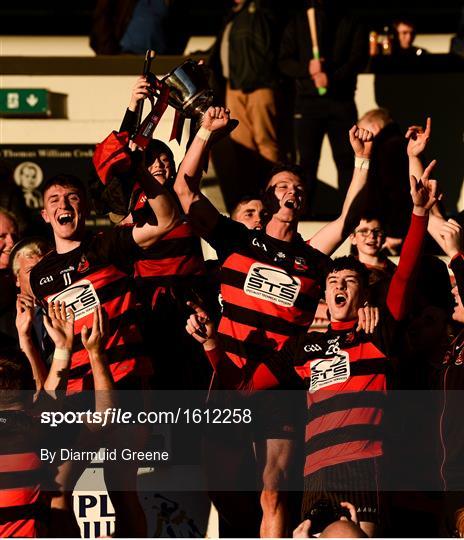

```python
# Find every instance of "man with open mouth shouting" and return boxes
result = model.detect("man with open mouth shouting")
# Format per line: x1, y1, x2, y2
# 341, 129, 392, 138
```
186, 159, 438, 537
29, 166, 179, 537
174, 105, 377, 537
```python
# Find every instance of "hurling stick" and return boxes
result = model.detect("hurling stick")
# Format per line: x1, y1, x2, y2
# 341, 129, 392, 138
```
307, 7, 327, 96
133, 49, 156, 135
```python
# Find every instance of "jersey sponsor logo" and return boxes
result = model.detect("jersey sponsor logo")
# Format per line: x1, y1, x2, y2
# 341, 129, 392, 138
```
39, 275, 54, 285
309, 351, 350, 393
244, 263, 301, 307
252, 237, 267, 252
345, 331, 355, 344
49, 279, 100, 320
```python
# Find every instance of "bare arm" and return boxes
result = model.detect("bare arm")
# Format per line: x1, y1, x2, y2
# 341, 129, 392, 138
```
428, 205, 447, 252
174, 107, 232, 236
131, 165, 180, 249
81, 306, 116, 427
310, 126, 373, 255
43, 301, 75, 397
404, 117, 446, 248
406, 117, 431, 181
15, 295, 47, 394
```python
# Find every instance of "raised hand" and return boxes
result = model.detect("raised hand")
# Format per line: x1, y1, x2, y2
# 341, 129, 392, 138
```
439, 218, 463, 258
43, 301, 75, 350
357, 305, 379, 334
349, 125, 374, 159
201, 106, 230, 133
15, 294, 35, 338
406, 117, 431, 157
81, 305, 108, 355
185, 301, 215, 344
410, 159, 439, 213
128, 75, 152, 111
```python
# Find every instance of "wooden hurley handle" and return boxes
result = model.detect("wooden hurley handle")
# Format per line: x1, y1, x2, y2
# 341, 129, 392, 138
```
307, 8, 327, 96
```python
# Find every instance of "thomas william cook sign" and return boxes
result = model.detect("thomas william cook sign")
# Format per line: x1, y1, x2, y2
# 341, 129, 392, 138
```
0, 144, 94, 211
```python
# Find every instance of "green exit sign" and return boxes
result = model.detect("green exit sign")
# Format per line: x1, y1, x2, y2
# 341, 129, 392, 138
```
0, 89, 67, 118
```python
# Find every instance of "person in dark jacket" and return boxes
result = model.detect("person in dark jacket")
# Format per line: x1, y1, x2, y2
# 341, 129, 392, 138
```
209, 0, 282, 164
279, 0, 368, 215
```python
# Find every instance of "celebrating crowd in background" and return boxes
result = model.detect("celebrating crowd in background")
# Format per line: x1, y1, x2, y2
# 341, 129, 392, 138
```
1, 0, 464, 538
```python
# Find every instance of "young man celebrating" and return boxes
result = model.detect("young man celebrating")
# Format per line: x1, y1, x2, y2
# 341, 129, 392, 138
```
174, 106, 375, 536
187, 161, 438, 536
30, 170, 178, 536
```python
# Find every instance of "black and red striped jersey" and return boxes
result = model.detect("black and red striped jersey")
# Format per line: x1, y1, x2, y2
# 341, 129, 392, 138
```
205, 214, 427, 475
30, 227, 150, 394
0, 411, 48, 538
207, 216, 330, 367
266, 320, 393, 476
134, 220, 206, 302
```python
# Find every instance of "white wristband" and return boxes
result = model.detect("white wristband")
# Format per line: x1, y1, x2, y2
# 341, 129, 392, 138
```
53, 348, 71, 362
354, 157, 370, 170
197, 127, 212, 142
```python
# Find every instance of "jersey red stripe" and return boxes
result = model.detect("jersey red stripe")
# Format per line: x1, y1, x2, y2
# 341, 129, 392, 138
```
304, 441, 383, 476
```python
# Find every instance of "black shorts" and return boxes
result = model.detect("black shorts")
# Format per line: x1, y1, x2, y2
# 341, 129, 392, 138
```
249, 389, 305, 442
302, 457, 383, 525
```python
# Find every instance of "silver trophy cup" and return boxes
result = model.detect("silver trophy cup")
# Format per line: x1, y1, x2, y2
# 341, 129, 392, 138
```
161, 59, 214, 120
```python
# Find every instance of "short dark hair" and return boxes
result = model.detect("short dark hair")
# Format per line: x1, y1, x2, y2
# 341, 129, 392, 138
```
231, 195, 262, 218
352, 213, 385, 232
41, 174, 87, 200
0, 348, 35, 408
265, 163, 305, 188
393, 18, 416, 31
325, 256, 370, 289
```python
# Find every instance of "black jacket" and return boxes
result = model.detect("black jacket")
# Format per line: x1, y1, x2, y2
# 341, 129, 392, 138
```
208, 0, 281, 94
365, 122, 411, 238
279, 8, 368, 99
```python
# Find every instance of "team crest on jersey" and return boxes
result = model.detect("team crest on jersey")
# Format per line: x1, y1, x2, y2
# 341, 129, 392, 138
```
77, 255, 90, 273
273, 251, 286, 262
294, 256, 308, 272
345, 331, 355, 344
49, 279, 100, 321
309, 351, 350, 393
244, 263, 301, 307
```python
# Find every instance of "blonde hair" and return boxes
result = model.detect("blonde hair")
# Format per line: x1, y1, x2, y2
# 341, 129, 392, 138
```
359, 108, 393, 130
11, 240, 49, 276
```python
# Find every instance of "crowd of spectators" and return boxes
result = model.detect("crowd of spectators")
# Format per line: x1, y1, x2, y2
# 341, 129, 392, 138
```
1, 1, 464, 539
